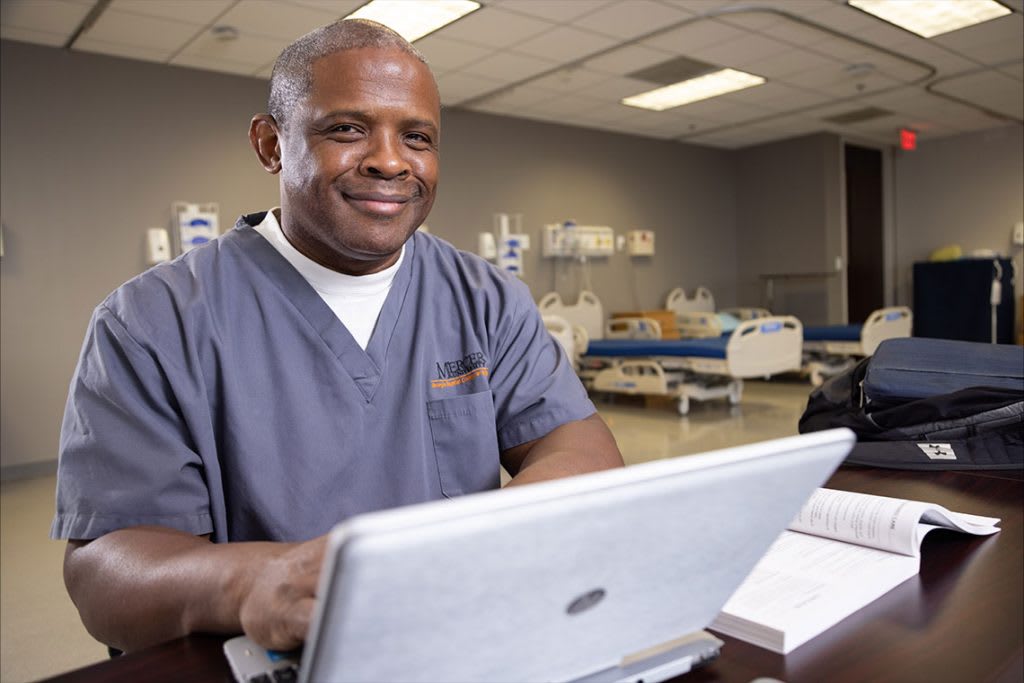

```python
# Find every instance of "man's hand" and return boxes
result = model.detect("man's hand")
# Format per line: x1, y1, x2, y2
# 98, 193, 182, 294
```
239, 536, 327, 650
63, 527, 328, 653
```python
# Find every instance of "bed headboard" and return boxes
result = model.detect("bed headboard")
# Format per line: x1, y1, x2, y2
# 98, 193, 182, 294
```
537, 290, 605, 341
665, 286, 716, 315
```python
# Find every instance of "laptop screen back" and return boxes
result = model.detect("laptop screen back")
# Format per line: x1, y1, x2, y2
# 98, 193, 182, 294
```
301, 429, 854, 682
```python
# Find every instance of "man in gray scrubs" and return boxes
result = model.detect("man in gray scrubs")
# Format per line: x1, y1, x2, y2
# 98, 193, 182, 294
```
53, 19, 623, 654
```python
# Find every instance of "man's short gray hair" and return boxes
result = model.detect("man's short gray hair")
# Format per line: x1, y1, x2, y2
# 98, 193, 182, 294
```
268, 18, 428, 129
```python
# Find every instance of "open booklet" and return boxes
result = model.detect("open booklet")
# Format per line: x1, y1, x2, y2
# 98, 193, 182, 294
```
709, 487, 1001, 654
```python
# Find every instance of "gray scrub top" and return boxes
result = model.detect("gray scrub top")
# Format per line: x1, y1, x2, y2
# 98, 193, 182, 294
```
52, 213, 596, 543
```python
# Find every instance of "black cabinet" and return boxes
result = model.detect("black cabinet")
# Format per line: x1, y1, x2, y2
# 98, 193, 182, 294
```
912, 258, 1015, 344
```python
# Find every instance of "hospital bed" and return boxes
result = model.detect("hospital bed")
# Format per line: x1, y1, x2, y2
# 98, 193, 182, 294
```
802, 306, 913, 386
582, 316, 803, 415
665, 287, 772, 338
537, 290, 604, 341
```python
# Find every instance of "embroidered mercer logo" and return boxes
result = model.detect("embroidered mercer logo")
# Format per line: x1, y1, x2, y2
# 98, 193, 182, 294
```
431, 352, 489, 389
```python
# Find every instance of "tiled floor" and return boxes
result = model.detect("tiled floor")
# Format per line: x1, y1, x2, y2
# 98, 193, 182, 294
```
0, 379, 813, 682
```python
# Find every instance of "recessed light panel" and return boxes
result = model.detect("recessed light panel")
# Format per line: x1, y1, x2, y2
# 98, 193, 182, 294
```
622, 69, 765, 112
848, 0, 1011, 38
346, 0, 481, 42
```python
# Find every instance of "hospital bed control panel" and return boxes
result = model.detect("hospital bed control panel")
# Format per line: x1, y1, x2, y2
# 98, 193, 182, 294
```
542, 224, 615, 258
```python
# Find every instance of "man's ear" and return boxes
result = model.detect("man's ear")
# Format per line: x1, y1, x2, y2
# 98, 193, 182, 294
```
249, 114, 282, 174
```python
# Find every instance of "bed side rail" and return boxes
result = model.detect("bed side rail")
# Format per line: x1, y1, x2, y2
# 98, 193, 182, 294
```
726, 316, 803, 378
861, 306, 913, 356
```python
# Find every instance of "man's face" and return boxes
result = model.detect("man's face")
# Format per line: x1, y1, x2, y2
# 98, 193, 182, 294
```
274, 47, 440, 274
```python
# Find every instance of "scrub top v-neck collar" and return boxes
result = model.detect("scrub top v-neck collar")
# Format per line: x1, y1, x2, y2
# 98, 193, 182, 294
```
232, 216, 416, 403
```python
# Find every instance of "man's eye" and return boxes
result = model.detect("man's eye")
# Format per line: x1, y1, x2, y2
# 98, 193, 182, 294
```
406, 133, 432, 145
330, 124, 359, 134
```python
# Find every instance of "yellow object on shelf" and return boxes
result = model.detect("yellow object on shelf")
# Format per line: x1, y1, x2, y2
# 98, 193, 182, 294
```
929, 244, 962, 261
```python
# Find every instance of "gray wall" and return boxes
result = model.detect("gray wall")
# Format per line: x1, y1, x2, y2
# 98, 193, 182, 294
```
431, 109, 737, 312
735, 133, 845, 324
0, 41, 279, 472
892, 124, 1024, 309
1, 40, 738, 471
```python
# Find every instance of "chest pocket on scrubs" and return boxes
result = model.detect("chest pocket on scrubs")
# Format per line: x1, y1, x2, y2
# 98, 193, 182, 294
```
427, 391, 501, 498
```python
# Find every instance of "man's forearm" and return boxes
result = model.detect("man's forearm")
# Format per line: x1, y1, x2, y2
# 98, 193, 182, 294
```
64, 526, 292, 652
505, 413, 624, 487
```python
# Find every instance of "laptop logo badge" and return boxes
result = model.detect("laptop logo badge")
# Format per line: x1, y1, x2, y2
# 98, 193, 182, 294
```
567, 588, 606, 615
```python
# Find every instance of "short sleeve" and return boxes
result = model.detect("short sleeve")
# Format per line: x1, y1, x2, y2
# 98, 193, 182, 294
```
51, 304, 213, 540
488, 282, 596, 451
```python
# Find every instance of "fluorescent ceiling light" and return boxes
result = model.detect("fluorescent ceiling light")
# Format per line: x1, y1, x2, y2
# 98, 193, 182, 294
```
346, 0, 480, 42
621, 69, 765, 112
847, 0, 1011, 38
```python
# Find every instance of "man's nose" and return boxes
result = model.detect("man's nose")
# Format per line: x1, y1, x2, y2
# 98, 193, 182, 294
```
359, 133, 411, 179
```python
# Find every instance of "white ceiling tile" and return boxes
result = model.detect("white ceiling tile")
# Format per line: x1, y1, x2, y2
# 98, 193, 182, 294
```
693, 33, 790, 69
999, 62, 1024, 80
659, 0, 731, 13
489, 0, 614, 23
583, 43, 676, 76
932, 12, 1023, 52
526, 67, 610, 93
0, 0, 91, 35
952, 37, 1024, 66
848, 20, 918, 50
170, 52, 264, 76
468, 84, 557, 111
73, 36, 173, 63
570, 103, 636, 124
805, 38, 880, 64
214, 0, 341, 41
815, 71, 900, 98
414, 35, 493, 72
931, 70, 1024, 120
641, 18, 745, 55
179, 27, 289, 65
461, 50, 556, 81
523, 94, 611, 118
109, 0, 236, 26
0, 24, 67, 47
435, 6, 555, 49
83, 9, 204, 51
716, 9, 785, 32
888, 39, 978, 76
802, 3, 877, 33
435, 71, 505, 105
719, 81, 815, 105
575, 75, 658, 99
512, 25, 618, 63
780, 61, 857, 89
286, 0, 365, 13
752, 48, 840, 79
573, 0, 691, 40
760, 19, 832, 48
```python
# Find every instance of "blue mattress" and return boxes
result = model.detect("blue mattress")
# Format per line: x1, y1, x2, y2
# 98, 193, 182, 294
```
585, 337, 729, 360
803, 324, 862, 342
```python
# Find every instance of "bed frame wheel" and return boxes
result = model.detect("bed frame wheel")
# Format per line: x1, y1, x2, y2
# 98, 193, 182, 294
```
677, 396, 690, 416
728, 389, 741, 405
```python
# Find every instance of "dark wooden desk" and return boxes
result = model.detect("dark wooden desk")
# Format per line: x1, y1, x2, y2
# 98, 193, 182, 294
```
43, 467, 1023, 683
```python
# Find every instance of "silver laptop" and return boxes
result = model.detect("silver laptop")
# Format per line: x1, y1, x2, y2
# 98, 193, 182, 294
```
224, 428, 854, 683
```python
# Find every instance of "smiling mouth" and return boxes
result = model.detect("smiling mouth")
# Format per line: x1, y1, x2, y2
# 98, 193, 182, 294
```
344, 192, 413, 217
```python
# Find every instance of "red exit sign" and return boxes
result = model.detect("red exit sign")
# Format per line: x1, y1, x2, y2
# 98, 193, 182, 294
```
899, 128, 917, 150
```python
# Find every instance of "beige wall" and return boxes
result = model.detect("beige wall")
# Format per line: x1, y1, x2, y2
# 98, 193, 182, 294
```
892, 124, 1024, 309
735, 133, 846, 325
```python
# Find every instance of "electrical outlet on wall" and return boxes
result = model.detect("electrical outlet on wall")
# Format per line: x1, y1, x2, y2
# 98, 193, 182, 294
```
1013, 221, 1023, 247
